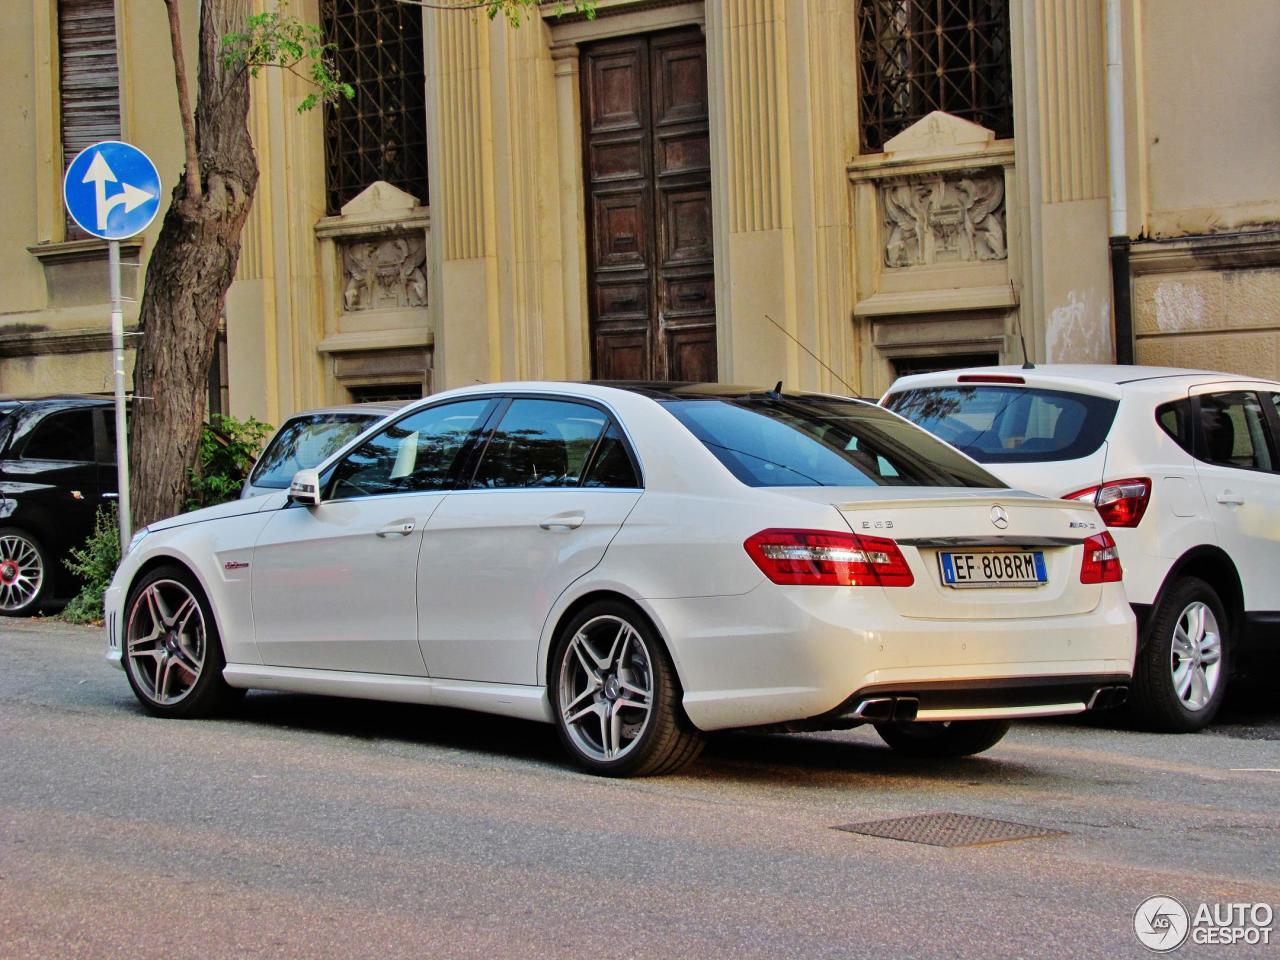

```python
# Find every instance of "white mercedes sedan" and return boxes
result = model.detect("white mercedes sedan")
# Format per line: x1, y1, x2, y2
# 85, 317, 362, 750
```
105, 383, 1135, 777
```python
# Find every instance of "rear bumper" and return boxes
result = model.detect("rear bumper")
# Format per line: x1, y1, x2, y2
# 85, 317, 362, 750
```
647, 581, 1136, 731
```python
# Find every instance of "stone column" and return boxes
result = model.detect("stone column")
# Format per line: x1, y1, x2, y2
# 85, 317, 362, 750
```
551, 43, 591, 380
424, 8, 500, 389
1012, 0, 1113, 362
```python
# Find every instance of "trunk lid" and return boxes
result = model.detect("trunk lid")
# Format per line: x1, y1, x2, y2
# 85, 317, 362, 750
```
781, 487, 1108, 620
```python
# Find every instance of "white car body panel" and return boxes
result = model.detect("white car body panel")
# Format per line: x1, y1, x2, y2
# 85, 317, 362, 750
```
107, 381, 1136, 735
882, 365, 1280, 612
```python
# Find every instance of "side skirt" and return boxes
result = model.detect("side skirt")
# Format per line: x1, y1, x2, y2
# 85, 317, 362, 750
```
221, 664, 553, 724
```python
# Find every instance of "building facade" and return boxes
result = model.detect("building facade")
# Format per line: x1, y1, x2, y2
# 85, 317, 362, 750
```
3, 0, 1278, 426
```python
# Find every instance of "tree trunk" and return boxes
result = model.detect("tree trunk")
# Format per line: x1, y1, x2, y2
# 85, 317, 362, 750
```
129, 0, 258, 529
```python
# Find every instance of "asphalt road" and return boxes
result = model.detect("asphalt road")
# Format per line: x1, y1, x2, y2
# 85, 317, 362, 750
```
1, 617, 1277, 960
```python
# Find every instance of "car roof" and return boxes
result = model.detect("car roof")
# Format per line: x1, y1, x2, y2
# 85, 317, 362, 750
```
422, 381, 870, 405
0, 395, 113, 412
279, 400, 409, 422
886, 364, 1280, 396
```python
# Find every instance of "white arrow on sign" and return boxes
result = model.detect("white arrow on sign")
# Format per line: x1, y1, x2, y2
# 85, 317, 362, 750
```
82, 151, 155, 232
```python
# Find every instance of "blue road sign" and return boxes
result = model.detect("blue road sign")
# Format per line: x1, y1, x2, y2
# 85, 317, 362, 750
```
63, 141, 162, 241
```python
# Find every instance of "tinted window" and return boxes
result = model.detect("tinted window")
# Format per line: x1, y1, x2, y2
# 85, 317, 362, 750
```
21, 409, 95, 461
582, 424, 640, 488
252, 413, 380, 490
885, 386, 1117, 463
1198, 392, 1274, 472
329, 399, 491, 499
471, 399, 607, 489
665, 396, 1002, 488
1156, 399, 1193, 455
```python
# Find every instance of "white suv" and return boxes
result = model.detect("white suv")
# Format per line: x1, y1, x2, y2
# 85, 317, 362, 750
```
883, 364, 1280, 732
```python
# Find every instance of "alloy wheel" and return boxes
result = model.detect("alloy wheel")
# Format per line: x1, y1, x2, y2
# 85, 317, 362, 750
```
126, 579, 207, 705
1170, 600, 1222, 712
0, 533, 44, 613
557, 614, 655, 762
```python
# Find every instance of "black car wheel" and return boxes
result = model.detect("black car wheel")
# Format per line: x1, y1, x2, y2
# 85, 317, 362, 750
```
0, 527, 51, 616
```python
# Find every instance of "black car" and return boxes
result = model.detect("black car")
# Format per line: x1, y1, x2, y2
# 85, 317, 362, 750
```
0, 396, 119, 615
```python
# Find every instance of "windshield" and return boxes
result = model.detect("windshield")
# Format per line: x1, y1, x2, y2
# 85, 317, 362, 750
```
664, 395, 1002, 488
884, 386, 1117, 464
249, 413, 379, 489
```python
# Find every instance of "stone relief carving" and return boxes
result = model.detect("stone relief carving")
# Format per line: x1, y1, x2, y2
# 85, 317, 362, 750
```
881, 172, 1006, 268
340, 234, 427, 312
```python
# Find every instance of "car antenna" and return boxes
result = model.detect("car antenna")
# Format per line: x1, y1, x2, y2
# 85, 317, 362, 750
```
767, 380, 783, 398
1013, 282, 1034, 369
763, 314, 859, 397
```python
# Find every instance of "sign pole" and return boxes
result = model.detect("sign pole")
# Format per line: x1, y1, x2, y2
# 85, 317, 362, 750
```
108, 239, 132, 546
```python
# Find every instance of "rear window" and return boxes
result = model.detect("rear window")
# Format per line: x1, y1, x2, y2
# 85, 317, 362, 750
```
663, 396, 1002, 488
250, 413, 379, 489
884, 386, 1117, 464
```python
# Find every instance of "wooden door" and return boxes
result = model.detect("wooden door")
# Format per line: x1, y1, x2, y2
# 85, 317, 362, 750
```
582, 29, 717, 381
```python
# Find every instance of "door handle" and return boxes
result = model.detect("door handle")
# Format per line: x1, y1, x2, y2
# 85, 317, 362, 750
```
539, 512, 585, 531
376, 519, 416, 537
1216, 492, 1245, 506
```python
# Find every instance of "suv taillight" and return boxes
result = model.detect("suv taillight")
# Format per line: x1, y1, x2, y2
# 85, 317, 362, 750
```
1065, 477, 1151, 527
1079, 531, 1122, 584
744, 529, 914, 587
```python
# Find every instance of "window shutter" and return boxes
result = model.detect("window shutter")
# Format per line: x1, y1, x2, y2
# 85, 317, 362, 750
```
59, 0, 121, 237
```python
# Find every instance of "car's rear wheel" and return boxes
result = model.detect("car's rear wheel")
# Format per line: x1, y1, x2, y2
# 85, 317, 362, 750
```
551, 601, 703, 777
123, 565, 239, 718
0, 527, 51, 617
1132, 576, 1228, 732
875, 719, 1012, 757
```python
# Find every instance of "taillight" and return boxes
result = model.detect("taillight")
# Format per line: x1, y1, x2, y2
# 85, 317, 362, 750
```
957, 374, 1025, 384
1065, 477, 1151, 527
1080, 531, 1122, 584
744, 529, 914, 587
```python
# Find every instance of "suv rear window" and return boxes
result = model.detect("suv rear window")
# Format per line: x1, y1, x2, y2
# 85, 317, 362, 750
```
664, 395, 1002, 488
250, 413, 379, 489
884, 386, 1118, 464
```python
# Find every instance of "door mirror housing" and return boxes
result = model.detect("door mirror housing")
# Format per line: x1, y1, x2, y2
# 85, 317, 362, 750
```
288, 468, 322, 506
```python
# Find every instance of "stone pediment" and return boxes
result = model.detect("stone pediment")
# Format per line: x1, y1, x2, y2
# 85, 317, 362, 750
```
339, 180, 422, 218
883, 112, 995, 158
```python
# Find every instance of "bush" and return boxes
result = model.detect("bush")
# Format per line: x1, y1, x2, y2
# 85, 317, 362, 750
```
187, 412, 272, 511
60, 505, 121, 624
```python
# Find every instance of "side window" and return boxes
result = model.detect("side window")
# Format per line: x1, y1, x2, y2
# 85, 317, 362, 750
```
471, 399, 608, 489
1197, 392, 1274, 472
20, 409, 95, 462
329, 399, 491, 499
582, 423, 640, 488
1155, 399, 1193, 455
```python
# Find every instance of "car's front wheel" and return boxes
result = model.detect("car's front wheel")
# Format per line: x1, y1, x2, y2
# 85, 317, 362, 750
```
122, 565, 239, 718
1131, 576, 1228, 732
875, 719, 1012, 757
551, 601, 703, 777
0, 527, 51, 617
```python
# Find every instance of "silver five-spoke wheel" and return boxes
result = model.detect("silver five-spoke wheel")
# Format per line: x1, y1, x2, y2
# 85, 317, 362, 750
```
558, 614, 654, 763
126, 578, 207, 705
551, 600, 703, 777
0, 529, 48, 616
1170, 600, 1222, 712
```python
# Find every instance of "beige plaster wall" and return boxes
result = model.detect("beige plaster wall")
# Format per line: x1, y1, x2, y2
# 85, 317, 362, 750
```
1133, 267, 1280, 377
1140, 0, 1280, 237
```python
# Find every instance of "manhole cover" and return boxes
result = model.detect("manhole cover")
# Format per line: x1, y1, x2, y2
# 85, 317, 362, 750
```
833, 812, 1064, 847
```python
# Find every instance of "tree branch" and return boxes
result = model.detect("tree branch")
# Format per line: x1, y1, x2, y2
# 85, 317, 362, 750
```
164, 0, 201, 200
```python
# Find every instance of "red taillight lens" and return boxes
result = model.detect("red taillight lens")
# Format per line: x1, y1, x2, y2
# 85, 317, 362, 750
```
1080, 531, 1122, 584
744, 529, 914, 587
1064, 477, 1151, 527
956, 374, 1026, 384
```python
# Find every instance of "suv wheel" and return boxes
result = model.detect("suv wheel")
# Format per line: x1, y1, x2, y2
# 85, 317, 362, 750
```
551, 601, 703, 777
1132, 577, 1228, 732
0, 528, 51, 616
874, 719, 1012, 757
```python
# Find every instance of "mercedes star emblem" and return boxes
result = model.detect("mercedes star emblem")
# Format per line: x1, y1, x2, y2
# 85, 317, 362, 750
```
989, 505, 1009, 529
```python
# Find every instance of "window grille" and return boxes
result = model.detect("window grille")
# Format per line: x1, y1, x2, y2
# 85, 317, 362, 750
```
320, 0, 429, 215
857, 0, 1013, 153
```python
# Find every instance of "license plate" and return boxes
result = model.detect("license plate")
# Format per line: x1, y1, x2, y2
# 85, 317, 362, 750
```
939, 551, 1047, 588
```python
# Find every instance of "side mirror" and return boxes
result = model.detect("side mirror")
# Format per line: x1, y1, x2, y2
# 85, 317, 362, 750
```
288, 468, 322, 506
